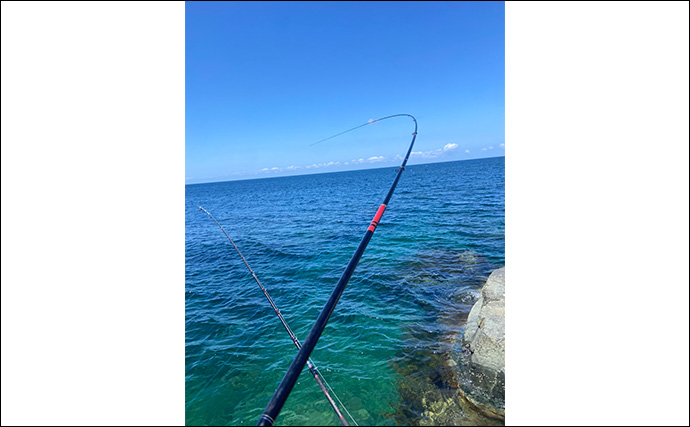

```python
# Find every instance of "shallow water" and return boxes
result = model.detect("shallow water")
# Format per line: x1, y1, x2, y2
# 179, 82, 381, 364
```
185, 157, 504, 426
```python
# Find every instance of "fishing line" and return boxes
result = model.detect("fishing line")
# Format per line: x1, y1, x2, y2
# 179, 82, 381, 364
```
319, 371, 359, 426
199, 207, 356, 426
309, 114, 409, 147
257, 114, 417, 426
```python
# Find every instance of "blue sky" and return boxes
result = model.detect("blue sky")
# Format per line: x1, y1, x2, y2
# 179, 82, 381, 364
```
186, 1, 504, 184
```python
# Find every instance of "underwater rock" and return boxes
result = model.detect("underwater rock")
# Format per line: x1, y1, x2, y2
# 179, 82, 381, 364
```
391, 250, 505, 425
459, 267, 505, 420
451, 289, 480, 306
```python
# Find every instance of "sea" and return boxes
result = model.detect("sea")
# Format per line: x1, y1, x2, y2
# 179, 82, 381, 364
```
185, 156, 505, 426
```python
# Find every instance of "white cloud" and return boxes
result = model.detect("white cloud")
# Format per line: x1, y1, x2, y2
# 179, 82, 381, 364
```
410, 143, 461, 159
258, 142, 463, 176
499, 143, 505, 148
465, 149, 470, 153
481, 148, 487, 151
488, 146, 494, 150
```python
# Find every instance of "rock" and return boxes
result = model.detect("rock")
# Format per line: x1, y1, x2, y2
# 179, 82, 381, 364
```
459, 267, 505, 420
450, 288, 479, 306
354, 409, 370, 424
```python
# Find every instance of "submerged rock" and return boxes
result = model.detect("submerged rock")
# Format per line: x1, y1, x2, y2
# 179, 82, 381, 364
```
390, 250, 504, 425
458, 267, 505, 420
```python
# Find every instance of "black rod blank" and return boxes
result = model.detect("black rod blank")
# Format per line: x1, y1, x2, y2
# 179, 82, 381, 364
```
256, 114, 417, 426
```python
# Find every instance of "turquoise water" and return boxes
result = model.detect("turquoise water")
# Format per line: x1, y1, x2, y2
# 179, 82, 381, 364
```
185, 157, 504, 426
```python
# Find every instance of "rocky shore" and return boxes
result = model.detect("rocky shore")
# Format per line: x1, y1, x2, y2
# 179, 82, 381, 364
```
389, 251, 505, 426
457, 267, 505, 420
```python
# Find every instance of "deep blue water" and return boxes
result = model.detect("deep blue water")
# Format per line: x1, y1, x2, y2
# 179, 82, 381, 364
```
186, 157, 504, 426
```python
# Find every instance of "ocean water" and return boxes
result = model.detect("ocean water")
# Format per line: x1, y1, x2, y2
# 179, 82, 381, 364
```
185, 157, 505, 426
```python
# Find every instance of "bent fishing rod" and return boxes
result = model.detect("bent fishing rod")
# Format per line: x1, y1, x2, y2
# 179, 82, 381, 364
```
257, 114, 417, 426
198, 207, 355, 426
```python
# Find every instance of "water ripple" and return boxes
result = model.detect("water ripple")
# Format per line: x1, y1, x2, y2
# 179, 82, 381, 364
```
186, 157, 504, 426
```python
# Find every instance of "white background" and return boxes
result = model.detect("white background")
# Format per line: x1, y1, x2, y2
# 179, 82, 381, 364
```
1, 2, 688, 426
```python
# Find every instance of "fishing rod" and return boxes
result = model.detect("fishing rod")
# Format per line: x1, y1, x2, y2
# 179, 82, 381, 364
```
198, 207, 356, 426
257, 114, 418, 426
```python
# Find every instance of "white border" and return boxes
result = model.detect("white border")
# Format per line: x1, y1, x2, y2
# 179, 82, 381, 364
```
1, 2, 185, 425
507, 2, 689, 425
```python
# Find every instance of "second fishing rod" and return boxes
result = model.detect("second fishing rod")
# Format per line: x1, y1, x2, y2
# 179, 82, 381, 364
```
198, 207, 355, 426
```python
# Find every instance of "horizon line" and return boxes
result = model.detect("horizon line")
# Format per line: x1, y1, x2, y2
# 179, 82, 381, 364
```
185, 155, 505, 186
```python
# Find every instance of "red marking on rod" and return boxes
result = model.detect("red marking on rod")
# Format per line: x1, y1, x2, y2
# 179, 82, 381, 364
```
367, 204, 387, 232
